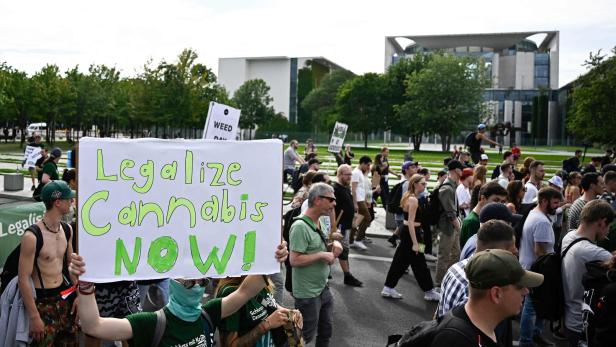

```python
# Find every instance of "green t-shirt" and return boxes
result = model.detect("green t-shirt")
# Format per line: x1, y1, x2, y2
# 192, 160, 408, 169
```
459, 211, 480, 248
41, 161, 59, 181
126, 298, 222, 347
217, 285, 277, 347
289, 215, 329, 299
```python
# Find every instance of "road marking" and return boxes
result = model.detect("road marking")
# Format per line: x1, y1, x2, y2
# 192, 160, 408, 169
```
349, 254, 393, 263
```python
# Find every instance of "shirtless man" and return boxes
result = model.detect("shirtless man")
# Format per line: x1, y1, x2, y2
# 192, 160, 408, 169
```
18, 180, 77, 346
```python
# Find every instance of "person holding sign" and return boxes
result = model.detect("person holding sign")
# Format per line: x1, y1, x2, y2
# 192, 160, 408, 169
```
381, 174, 440, 302
25, 134, 44, 191
68, 242, 289, 347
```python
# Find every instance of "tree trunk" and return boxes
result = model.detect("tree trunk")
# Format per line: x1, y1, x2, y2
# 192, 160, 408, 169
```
440, 133, 452, 152
363, 131, 368, 149
412, 134, 422, 151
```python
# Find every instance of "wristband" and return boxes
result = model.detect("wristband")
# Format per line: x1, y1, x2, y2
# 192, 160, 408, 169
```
78, 281, 95, 295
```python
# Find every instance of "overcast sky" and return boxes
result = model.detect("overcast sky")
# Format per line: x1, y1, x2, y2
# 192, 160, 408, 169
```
1, 0, 614, 86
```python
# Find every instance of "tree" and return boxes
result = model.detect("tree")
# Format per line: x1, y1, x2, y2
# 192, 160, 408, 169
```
568, 47, 616, 147
301, 69, 354, 132
233, 79, 276, 139
383, 54, 433, 150
336, 73, 385, 148
31, 64, 73, 143
403, 54, 489, 151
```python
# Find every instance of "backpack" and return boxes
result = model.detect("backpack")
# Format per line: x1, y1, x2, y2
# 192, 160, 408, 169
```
581, 261, 616, 347
152, 308, 219, 347
0, 222, 71, 295
464, 132, 479, 151
529, 237, 589, 323
386, 309, 476, 347
387, 181, 405, 215
424, 182, 453, 226
282, 206, 302, 293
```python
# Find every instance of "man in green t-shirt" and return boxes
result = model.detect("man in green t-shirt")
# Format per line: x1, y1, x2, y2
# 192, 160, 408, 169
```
69, 242, 289, 347
459, 181, 508, 249
289, 182, 343, 346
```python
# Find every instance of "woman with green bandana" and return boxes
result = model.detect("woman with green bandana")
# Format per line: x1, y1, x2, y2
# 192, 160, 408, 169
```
215, 276, 303, 347
69, 242, 289, 347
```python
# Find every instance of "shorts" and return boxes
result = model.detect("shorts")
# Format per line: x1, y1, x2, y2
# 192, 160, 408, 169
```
95, 281, 142, 318
33, 283, 77, 347
339, 229, 350, 261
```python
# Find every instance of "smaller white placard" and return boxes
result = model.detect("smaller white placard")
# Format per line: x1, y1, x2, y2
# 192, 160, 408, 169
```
202, 101, 241, 141
23, 146, 42, 168
327, 122, 348, 153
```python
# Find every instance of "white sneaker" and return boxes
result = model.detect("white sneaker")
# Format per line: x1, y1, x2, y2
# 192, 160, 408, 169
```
424, 254, 437, 262
424, 289, 441, 302
353, 240, 368, 250
381, 287, 403, 299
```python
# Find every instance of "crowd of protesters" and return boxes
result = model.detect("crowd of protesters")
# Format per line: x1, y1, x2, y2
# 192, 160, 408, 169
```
1, 128, 616, 347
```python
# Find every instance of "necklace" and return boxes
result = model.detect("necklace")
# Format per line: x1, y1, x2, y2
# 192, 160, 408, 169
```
41, 219, 60, 240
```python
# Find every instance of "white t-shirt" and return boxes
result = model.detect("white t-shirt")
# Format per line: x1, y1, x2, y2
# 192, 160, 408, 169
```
519, 209, 554, 269
522, 181, 539, 203
456, 184, 471, 217
561, 231, 612, 333
351, 168, 366, 202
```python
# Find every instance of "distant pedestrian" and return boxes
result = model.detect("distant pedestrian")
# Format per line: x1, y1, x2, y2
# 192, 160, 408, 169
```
464, 123, 502, 164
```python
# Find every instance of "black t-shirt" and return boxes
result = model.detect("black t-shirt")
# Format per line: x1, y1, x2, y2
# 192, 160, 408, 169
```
333, 182, 354, 230
431, 306, 501, 347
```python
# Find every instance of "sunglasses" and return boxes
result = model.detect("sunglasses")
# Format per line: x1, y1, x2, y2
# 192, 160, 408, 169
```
181, 278, 210, 288
319, 195, 336, 203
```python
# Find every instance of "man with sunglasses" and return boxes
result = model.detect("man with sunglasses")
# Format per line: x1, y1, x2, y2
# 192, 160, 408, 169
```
69, 243, 289, 347
290, 182, 343, 347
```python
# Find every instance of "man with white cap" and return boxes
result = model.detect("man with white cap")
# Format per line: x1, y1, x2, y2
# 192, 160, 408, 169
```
479, 153, 489, 166
465, 124, 502, 165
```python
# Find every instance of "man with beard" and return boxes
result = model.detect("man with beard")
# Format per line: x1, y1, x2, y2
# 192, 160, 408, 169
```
523, 160, 546, 203
518, 187, 562, 347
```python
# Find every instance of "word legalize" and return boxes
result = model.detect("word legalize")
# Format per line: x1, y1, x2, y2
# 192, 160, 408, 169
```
78, 138, 282, 283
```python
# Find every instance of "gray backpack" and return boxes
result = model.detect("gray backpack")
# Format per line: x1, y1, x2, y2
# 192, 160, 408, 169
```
152, 309, 220, 346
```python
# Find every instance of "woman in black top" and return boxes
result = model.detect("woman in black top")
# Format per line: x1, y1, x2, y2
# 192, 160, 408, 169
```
343, 144, 354, 165
381, 174, 440, 301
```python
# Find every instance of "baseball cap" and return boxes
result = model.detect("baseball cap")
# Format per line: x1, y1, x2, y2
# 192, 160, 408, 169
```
307, 158, 322, 166
548, 175, 564, 190
479, 202, 523, 225
447, 160, 464, 171
461, 168, 474, 180
477, 123, 487, 130
50, 147, 62, 158
401, 161, 419, 174
480, 154, 489, 161
465, 249, 544, 289
41, 180, 75, 203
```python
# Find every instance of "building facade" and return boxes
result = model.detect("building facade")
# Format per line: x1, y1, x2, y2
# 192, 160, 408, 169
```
218, 56, 347, 124
385, 31, 564, 145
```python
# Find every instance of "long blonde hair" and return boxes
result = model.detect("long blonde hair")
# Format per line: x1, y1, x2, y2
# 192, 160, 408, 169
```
473, 165, 487, 186
400, 174, 424, 209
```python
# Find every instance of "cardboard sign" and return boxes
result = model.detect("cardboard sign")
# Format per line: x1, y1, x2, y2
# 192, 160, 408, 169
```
77, 138, 282, 282
202, 101, 241, 141
23, 146, 43, 168
327, 122, 348, 153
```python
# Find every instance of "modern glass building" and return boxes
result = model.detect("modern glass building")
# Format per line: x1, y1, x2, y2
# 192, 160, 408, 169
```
385, 31, 564, 145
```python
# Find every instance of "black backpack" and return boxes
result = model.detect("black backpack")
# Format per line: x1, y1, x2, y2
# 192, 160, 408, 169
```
0, 222, 71, 295
530, 237, 589, 323
387, 309, 476, 347
424, 182, 452, 226
387, 181, 405, 215
282, 206, 302, 293
464, 132, 479, 151
581, 261, 616, 347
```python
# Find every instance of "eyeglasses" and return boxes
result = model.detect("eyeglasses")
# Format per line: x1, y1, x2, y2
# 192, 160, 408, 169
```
319, 195, 336, 203
181, 278, 209, 288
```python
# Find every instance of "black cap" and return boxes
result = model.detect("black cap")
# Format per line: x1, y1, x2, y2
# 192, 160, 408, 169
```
308, 158, 322, 166
479, 202, 523, 225
447, 160, 464, 171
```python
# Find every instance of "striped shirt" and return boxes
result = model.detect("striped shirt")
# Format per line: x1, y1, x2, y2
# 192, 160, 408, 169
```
436, 258, 470, 320
567, 197, 588, 231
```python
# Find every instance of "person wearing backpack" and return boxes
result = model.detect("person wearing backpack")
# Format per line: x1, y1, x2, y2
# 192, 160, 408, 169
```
561, 200, 615, 346
518, 187, 562, 347
464, 124, 502, 164
431, 249, 544, 347
582, 255, 616, 347
435, 160, 464, 286
68, 244, 289, 347
388, 161, 419, 248
17, 180, 77, 346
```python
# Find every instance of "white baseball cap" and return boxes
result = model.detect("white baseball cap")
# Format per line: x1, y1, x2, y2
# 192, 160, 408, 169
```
548, 175, 564, 190
480, 154, 489, 161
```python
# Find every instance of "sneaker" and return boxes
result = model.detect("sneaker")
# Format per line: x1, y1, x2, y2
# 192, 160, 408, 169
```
351, 240, 368, 250
423, 289, 441, 302
424, 254, 437, 262
387, 235, 398, 248
532, 335, 555, 347
344, 274, 363, 287
381, 287, 403, 299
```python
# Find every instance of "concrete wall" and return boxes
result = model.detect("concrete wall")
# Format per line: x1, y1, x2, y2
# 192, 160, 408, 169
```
491, 53, 500, 88
499, 55, 516, 89
548, 32, 560, 89
515, 52, 535, 89
547, 101, 559, 146
514, 101, 523, 145
384, 38, 399, 70
217, 58, 248, 98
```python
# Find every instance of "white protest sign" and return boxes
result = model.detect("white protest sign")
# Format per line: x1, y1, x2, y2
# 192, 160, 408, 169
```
77, 138, 282, 282
327, 122, 348, 153
23, 146, 42, 168
202, 101, 241, 141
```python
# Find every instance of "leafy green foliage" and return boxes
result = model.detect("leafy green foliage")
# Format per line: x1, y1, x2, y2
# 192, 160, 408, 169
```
232, 79, 276, 139
301, 69, 354, 132
568, 47, 616, 147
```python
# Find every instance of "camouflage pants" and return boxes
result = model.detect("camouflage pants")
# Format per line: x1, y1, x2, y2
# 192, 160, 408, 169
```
32, 289, 77, 347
